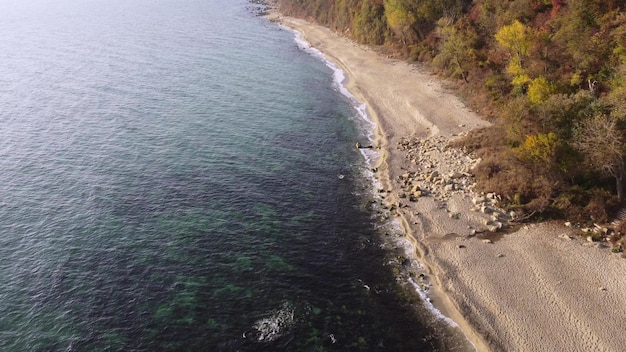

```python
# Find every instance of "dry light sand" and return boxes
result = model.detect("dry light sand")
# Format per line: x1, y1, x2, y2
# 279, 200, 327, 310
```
270, 13, 626, 352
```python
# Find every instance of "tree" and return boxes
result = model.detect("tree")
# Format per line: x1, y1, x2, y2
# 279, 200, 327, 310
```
433, 18, 477, 82
527, 76, 557, 104
352, 0, 387, 45
384, 0, 416, 44
495, 20, 532, 61
605, 62, 626, 120
574, 114, 626, 203
515, 132, 560, 165
514, 132, 577, 176
384, 0, 465, 44
495, 20, 534, 87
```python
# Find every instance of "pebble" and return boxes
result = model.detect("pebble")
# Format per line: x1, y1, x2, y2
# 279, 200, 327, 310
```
487, 224, 500, 232
558, 233, 573, 240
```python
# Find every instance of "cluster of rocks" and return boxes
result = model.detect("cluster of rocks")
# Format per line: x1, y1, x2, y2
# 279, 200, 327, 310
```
396, 136, 514, 234
397, 136, 478, 200
562, 221, 626, 253
469, 193, 514, 233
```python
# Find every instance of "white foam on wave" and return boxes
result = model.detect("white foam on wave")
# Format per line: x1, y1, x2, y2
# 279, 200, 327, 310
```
394, 235, 471, 338
285, 26, 382, 198
358, 147, 379, 169
249, 302, 295, 342
408, 276, 459, 327
286, 27, 377, 144
407, 272, 477, 350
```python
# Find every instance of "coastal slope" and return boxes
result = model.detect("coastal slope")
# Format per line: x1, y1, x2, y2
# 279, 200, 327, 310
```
273, 14, 626, 352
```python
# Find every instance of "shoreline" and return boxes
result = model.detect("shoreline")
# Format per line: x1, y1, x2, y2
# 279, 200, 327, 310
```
271, 12, 491, 350
268, 10, 626, 352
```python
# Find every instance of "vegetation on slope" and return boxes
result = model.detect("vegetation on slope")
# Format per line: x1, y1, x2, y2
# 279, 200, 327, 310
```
278, 0, 626, 223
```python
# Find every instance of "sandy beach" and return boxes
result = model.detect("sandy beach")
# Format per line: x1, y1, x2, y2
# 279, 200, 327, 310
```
271, 13, 626, 352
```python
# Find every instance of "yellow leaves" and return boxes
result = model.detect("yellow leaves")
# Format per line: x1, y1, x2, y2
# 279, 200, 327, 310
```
514, 132, 576, 176
505, 59, 524, 76
514, 132, 560, 164
384, 0, 415, 35
528, 76, 557, 104
495, 20, 536, 88
570, 72, 583, 86
511, 73, 532, 87
495, 20, 532, 58
506, 60, 531, 86
496, 22, 557, 104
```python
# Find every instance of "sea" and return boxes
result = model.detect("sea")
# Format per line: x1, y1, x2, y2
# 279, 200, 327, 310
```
0, 0, 472, 350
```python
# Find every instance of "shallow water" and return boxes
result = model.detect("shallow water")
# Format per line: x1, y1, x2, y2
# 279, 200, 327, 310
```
0, 0, 471, 350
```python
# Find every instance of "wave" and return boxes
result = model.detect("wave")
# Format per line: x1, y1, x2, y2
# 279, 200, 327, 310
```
246, 302, 296, 343
284, 26, 382, 192
285, 27, 376, 141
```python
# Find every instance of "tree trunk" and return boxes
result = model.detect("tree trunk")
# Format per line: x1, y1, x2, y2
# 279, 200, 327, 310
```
617, 173, 624, 204
454, 56, 468, 83
617, 161, 626, 204
588, 79, 598, 96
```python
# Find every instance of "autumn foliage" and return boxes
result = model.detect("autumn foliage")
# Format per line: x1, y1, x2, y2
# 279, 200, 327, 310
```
278, 0, 626, 221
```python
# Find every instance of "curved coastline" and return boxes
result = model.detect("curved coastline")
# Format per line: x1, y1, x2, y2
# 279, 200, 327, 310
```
268, 11, 626, 352
272, 14, 491, 351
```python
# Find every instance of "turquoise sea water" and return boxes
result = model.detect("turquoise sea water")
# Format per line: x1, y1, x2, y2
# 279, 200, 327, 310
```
0, 0, 471, 350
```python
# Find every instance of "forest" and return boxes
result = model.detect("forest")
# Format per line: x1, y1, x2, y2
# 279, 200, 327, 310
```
277, 0, 626, 223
